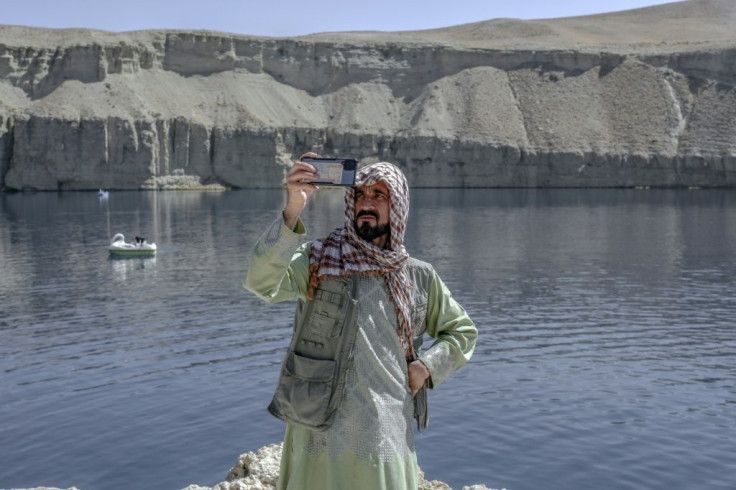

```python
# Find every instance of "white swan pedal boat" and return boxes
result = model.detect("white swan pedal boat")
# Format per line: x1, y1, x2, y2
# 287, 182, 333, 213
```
108, 233, 157, 257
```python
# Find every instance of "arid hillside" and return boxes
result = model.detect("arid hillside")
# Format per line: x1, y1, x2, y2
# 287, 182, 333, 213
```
0, 0, 734, 189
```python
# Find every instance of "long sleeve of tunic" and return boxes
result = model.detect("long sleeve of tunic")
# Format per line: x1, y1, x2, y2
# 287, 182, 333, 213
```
245, 216, 478, 490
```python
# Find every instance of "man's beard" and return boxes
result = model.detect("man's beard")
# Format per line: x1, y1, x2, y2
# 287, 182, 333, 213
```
354, 213, 390, 243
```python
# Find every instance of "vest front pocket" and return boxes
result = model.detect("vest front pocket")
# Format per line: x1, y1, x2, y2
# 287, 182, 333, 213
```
289, 352, 335, 382
273, 352, 336, 428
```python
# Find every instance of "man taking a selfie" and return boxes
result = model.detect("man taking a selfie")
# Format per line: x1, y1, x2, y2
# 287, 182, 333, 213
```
245, 152, 477, 490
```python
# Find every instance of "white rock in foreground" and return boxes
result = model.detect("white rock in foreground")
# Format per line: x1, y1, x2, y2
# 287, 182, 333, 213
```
1, 445, 498, 490
182, 443, 498, 490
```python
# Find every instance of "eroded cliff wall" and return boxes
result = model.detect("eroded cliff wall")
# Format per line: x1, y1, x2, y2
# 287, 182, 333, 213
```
0, 15, 734, 189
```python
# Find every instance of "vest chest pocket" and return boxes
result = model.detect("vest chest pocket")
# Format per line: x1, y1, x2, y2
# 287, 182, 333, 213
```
307, 287, 346, 338
411, 302, 428, 336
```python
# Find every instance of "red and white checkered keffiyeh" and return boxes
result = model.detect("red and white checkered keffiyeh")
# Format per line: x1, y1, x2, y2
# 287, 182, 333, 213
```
308, 162, 415, 358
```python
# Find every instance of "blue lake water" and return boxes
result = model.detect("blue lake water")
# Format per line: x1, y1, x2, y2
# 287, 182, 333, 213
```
1, 188, 735, 490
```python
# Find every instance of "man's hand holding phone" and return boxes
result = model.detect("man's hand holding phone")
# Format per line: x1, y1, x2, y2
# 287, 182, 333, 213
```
283, 152, 320, 230
284, 153, 359, 230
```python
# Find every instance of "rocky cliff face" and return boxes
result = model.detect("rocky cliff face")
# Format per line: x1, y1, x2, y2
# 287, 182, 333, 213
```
1, 0, 735, 189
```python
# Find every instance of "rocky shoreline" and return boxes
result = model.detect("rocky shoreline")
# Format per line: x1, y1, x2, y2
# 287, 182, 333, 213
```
1, 0, 735, 190
3, 443, 497, 490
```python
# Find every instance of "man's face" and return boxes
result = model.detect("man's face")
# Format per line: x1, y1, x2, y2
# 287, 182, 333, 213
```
354, 181, 391, 246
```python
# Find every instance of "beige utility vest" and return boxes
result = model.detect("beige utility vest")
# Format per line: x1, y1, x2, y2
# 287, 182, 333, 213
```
268, 257, 434, 431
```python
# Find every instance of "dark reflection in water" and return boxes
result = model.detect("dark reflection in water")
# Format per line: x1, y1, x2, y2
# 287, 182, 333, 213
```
1, 189, 734, 490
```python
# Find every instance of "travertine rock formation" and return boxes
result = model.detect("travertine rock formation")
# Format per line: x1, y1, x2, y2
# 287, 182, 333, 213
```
3, 444, 494, 490
181, 443, 493, 490
0, 0, 734, 189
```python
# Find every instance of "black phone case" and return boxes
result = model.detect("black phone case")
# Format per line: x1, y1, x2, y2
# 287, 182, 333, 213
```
302, 157, 358, 186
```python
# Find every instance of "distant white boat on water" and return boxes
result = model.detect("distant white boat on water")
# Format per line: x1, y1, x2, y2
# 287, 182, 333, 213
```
98, 189, 109, 199
108, 233, 157, 257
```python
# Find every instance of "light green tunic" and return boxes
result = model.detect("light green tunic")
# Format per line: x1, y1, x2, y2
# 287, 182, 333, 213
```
245, 217, 478, 490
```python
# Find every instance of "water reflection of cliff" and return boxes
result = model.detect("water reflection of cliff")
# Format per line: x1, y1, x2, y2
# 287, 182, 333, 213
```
3, 188, 735, 324
409, 189, 736, 299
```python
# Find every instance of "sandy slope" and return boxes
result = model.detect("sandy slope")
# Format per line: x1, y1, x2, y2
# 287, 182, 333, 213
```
301, 0, 736, 52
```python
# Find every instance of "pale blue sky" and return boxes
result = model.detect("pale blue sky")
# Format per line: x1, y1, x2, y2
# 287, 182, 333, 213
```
3, 0, 677, 37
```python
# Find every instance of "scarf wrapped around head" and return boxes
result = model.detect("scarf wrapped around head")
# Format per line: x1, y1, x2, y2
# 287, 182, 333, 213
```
308, 162, 415, 358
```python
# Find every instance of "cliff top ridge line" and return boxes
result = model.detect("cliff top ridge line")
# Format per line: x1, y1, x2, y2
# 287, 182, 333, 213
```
1, 0, 735, 190
0, 0, 735, 54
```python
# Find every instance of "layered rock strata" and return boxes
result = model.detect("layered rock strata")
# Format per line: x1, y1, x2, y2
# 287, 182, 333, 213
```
0, 0, 735, 189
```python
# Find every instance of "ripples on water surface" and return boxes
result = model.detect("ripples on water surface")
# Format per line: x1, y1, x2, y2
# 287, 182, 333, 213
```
1, 189, 734, 490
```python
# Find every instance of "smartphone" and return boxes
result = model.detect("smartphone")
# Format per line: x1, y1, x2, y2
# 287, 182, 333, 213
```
302, 157, 358, 186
